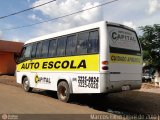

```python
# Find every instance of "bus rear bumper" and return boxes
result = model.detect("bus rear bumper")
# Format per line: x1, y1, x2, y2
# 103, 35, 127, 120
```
107, 80, 142, 93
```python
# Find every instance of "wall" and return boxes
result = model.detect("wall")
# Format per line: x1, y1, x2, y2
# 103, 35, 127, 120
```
0, 52, 16, 75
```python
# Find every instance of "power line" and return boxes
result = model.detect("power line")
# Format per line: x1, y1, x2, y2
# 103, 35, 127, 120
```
1, 0, 119, 31
0, 0, 56, 20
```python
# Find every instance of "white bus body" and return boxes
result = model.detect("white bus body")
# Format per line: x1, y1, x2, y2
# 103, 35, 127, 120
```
16, 21, 142, 102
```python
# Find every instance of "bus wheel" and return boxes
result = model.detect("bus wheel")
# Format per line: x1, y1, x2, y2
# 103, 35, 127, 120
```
23, 77, 33, 92
57, 81, 70, 102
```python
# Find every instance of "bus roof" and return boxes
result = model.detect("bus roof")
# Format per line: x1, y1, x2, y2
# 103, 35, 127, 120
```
25, 21, 134, 45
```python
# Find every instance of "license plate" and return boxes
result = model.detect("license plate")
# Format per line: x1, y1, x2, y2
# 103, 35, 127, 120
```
122, 85, 130, 91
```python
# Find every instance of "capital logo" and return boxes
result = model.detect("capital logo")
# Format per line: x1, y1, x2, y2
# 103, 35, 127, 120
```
35, 74, 39, 84
111, 30, 118, 43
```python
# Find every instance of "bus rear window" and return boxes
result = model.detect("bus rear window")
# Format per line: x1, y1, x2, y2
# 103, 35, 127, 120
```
108, 25, 140, 52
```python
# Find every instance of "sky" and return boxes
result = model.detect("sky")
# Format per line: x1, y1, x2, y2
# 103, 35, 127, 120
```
0, 0, 160, 42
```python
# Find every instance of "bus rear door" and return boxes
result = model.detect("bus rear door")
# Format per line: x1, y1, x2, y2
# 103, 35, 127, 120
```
107, 24, 142, 91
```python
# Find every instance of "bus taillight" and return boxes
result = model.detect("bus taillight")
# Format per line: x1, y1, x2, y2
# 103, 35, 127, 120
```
102, 61, 108, 65
102, 61, 108, 70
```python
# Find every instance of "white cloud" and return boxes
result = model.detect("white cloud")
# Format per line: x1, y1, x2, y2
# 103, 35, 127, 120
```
148, 0, 160, 14
21, 0, 160, 41
28, 14, 42, 21
0, 31, 21, 42
32, 0, 102, 35
102, 0, 160, 31
123, 21, 136, 30
12, 39, 20, 42
35, 22, 72, 36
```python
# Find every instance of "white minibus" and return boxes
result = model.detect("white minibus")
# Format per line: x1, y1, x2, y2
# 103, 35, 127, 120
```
16, 21, 142, 102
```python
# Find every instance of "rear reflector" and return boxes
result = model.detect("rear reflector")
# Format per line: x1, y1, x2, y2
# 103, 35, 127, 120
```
102, 66, 108, 70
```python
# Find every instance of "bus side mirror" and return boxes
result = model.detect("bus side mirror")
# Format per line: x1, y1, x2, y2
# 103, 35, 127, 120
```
14, 53, 21, 64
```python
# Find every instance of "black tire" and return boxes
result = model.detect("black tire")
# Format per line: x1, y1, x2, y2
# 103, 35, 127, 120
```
57, 81, 70, 102
23, 77, 33, 92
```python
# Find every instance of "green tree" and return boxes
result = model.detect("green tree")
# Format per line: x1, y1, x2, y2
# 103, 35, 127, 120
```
139, 24, 160, 68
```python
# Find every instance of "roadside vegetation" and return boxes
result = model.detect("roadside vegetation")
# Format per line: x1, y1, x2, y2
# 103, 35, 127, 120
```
139, 24, 160, 82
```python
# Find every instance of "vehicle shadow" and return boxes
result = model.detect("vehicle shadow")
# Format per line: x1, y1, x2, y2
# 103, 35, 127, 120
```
33, 89, 160, 115
32, 89, 58, 99
71, 91, 160, 115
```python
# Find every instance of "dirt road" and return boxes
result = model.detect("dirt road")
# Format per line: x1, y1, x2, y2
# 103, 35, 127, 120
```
0, 83, 105, 114
0, 76, 160, 116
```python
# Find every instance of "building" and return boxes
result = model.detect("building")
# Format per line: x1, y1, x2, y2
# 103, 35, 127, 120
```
0, 40, 23, 75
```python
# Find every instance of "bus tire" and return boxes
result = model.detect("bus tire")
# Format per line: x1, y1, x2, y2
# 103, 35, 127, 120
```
57, 81, 70, 102
23, 77, 33, 92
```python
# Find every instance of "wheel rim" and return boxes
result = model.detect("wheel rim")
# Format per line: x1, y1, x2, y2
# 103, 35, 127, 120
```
24, 80, 29, 90
59, 86, 67, 100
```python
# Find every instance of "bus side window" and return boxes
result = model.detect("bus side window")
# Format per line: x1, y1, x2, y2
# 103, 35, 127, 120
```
57, 36, 67, 57
88, 30, 99, 53
48, 39, 57, 57
66, 34, 77, 56
77, 31, 89, 55
36, 42, 43, 58
31, 43, 37, 58
41, 40, 49, 58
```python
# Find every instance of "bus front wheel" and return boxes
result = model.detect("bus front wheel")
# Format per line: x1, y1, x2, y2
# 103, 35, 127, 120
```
57, 81, 70, 102
23, 77, 33, 92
